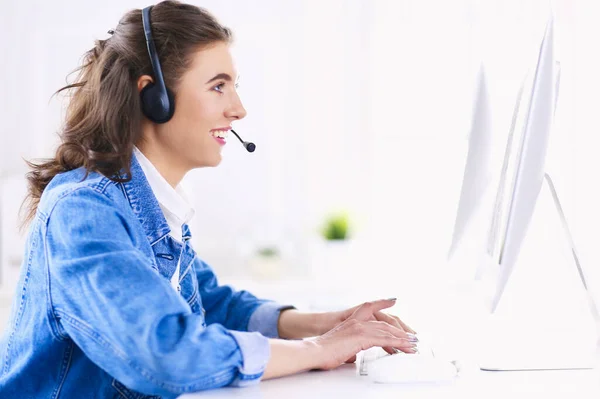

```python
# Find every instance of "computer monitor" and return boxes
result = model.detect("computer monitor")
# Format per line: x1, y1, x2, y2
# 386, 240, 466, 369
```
447, 65, 493, 261
448, 13, 599, 371
477, 16, 559, 314
449, 15, 559, 309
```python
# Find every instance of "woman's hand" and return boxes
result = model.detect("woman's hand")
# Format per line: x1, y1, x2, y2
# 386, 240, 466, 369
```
320, 298, 416, 336
313, 298, 417, 362
309, 300, 419, 370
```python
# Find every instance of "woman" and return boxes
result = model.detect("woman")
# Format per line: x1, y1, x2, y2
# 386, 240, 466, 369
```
0, 1, 417, 397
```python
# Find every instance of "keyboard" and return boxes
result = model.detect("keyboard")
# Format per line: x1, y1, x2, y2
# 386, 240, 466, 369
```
358, 347, 392, 376
359, 340, 436, 376
358, 340, 461, 384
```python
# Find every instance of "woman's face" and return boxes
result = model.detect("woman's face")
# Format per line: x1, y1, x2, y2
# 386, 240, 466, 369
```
139, 41, 247, 178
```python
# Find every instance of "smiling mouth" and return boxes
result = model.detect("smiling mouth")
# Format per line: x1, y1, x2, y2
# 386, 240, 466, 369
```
210, 130, 229, 139
210, 129, 229, 145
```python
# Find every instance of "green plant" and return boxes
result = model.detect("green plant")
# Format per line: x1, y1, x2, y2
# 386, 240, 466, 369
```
256, 247, 280, 257
321, 212, 350, 240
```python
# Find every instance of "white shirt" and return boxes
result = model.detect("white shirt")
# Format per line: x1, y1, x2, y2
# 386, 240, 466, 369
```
133, 147, 195, 290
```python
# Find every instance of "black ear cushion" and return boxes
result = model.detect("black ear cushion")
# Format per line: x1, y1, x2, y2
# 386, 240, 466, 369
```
140, 83, 175, 124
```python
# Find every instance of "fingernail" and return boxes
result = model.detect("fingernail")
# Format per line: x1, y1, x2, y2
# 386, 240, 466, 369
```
386, 297, 397, 301
393, 348, 401, 354
407, 333, 419, 342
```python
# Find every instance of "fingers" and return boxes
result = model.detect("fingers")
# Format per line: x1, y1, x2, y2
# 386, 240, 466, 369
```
375, 310, 417, 335
375, 311, 405, 332
383, 346, 414, 355
352, 299, 397, 319
367, 320, 412, 341
395, 346, 417, 354
366, 321, 419, 354
368, 332, 417, 354
352, 299, 416, 335
383, 346, 396, 355
398, 318, 417, 335
316, 317, 417, 370
344, 318, 413, 348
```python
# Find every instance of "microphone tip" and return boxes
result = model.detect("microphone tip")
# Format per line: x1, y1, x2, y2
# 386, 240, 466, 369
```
246, 142, 256, 153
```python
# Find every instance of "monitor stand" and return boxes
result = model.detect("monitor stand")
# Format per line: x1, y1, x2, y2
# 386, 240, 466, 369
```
476, 173, 600, 371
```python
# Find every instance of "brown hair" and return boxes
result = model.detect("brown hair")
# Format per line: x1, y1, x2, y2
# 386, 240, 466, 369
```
21, 0, 232, 227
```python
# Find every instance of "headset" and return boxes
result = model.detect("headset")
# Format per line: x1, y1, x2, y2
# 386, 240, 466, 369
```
140, 6, 175, 124
138, 5, 256, 152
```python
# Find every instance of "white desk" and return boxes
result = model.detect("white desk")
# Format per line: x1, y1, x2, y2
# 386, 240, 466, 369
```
182, 362, 600, 399
180, 277, 600, 399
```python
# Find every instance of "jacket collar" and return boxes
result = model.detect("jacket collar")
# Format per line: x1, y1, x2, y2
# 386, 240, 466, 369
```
119, 154, 171, 246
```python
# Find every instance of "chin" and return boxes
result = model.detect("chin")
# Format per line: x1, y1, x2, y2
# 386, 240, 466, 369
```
192, 149, 223, 168
204, 155, 222, 168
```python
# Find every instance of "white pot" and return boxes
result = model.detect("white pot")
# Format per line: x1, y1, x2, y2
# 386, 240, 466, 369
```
249, 255, 284, 280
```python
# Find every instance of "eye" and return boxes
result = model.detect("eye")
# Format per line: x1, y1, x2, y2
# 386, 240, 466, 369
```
213, 82, 225, 93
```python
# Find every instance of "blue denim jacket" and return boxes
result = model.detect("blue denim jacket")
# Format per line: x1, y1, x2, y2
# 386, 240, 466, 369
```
0, 156, 293, 398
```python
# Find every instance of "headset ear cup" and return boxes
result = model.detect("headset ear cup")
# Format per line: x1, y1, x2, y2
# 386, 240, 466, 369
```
140, 82, 157, 121
140, 82, 175, 123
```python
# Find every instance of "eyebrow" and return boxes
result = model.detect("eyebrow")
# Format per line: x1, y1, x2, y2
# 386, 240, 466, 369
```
205, 73, 234, 84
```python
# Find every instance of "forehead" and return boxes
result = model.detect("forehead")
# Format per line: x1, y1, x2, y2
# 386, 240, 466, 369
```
186, 42, 237, 80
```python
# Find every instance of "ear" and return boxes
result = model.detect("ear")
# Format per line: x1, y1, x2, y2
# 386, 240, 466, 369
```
137, 75, 154, 93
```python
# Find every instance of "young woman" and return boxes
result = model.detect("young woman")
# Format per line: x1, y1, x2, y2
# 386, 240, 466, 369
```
0, 1, 417, 397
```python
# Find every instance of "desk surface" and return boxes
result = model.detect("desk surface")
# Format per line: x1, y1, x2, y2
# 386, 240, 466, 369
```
183, 362, 600, 399
180, 277, 600, 399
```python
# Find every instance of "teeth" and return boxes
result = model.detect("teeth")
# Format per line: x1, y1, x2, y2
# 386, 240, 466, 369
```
211, 130, 229, 139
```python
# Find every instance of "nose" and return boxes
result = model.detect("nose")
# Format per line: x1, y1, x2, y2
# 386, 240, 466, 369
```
225, 91, 247, 121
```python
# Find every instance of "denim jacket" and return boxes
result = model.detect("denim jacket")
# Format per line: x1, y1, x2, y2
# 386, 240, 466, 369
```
0, 156, 294, 398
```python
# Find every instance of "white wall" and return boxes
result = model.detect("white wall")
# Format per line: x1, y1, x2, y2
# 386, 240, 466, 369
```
1, 1, 598, 305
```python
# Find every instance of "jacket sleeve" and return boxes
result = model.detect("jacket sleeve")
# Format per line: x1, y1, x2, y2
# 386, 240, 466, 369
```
194, 258, 296, 338
45, 187, 270, 396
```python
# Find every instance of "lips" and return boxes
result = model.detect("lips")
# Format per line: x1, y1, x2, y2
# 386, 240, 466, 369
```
210, 128, 230, 145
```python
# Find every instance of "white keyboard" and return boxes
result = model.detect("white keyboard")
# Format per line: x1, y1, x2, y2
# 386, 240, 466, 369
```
359, 341, 436, 376
358, 342, 461, 384
358, 347, 392, 376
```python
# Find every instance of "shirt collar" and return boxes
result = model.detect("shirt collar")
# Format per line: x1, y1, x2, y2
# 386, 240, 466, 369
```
133, 147, 195, 230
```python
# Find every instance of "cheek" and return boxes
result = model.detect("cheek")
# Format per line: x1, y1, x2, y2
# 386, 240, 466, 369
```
167, 90, 224, 155
180, 90, 221, 121
196, 97, 223, 124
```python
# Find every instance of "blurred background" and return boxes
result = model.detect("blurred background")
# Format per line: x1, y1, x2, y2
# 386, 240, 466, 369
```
1, 0, 599, 328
